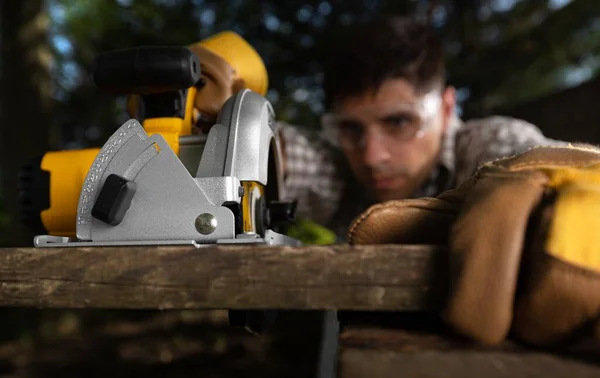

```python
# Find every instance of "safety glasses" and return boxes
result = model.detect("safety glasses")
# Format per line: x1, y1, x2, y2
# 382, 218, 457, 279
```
321, 90, 442, 151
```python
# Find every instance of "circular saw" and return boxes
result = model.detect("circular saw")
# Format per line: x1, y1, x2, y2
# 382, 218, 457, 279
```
34, 89, 298, 248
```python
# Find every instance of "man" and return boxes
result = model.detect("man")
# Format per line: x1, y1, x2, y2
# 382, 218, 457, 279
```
278, 16, 600, 349
279, 16, 565, 240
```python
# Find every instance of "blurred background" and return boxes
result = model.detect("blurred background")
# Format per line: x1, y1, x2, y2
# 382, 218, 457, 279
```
0, 0, 599, 376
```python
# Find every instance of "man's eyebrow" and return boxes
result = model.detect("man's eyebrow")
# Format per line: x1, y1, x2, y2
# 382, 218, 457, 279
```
377, 109, 416, 119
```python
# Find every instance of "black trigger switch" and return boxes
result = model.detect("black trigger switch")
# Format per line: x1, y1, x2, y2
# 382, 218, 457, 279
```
92, 174, 136, 226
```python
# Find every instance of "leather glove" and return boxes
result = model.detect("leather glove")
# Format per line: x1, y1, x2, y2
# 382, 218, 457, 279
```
348, 145, 600, 346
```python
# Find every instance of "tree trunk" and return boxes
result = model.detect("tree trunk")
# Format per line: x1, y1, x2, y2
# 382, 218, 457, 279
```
0, 0, 52, 247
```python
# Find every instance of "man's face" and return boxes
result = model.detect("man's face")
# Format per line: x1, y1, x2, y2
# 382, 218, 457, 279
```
329, 78, 455, 202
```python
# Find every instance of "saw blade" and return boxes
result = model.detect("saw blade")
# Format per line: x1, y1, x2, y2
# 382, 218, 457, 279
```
241, 181, 267, 236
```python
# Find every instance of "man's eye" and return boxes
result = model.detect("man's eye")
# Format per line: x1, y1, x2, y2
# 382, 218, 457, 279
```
382, 115, 411, 128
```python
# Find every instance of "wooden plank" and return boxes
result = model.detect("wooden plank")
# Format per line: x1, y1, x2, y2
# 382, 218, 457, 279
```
0, 244, 447, 310
338, 327, 600, 378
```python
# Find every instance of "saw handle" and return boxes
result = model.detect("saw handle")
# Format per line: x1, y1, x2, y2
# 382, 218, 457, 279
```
92, 46, 201, 95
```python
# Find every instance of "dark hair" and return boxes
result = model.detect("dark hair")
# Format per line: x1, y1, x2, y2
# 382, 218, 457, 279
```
323, 16, 446, 108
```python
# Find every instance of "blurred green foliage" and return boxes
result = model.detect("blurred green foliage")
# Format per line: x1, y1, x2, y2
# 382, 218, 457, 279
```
286, 218, 337, 245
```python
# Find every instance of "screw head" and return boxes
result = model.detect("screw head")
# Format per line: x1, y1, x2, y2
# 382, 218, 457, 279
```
195, 213, 217, 235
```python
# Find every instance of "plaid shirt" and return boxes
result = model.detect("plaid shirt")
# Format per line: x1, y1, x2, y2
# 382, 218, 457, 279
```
279, 116, 566, 240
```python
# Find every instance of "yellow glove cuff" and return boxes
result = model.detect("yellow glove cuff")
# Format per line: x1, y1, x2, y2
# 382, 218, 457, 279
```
544, 163, 600, 272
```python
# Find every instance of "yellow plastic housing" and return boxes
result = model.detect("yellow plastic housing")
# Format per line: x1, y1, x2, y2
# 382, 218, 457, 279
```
193, 31, 268, 96
40, 148, 100, 237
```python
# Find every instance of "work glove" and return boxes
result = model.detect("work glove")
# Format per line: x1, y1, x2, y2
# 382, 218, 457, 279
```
348, 145, 600, 346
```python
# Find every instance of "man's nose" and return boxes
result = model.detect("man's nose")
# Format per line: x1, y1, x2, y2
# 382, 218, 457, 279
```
362, 129, 391, 167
